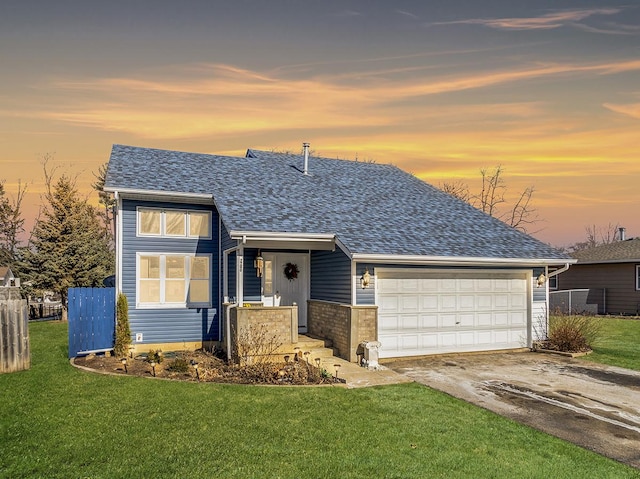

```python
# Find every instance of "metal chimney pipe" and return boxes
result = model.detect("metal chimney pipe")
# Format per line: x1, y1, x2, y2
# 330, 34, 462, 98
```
303, 142, 310, 175
619, 227, 626, 241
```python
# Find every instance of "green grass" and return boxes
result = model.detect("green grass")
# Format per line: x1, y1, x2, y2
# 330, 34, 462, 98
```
1, 322, 638, 479
582, 317, 640, 371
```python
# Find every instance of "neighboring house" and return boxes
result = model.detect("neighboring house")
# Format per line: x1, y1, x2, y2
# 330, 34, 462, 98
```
554, 237, 640, 315
104, 144, 572, 360
0, 266, 18, 287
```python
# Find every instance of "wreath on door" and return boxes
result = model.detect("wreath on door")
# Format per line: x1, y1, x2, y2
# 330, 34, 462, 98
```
283, 262, 299, 281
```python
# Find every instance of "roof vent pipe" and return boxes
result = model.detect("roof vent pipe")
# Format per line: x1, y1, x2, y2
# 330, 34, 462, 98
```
303, 142, 310, 175
619, 227, 626, 241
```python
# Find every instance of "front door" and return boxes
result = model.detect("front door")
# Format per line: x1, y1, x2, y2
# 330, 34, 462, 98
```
262, 253, 309, 332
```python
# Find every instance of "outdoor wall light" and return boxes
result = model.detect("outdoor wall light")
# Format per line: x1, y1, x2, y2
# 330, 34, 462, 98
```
121, 357, 128, 374
360, 268, 371, 289
254, 251, 264, 278
536, 273, 547, 287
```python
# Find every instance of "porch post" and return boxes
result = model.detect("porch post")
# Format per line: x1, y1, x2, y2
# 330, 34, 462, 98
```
236, 245, 244, 304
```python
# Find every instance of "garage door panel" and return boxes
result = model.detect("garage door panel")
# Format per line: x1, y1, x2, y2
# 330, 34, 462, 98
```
441, 295, 457, 310
421, 295, 439, 310
377, 269, 530, 358
419, 314, 438, 329
400, 295, 419, 313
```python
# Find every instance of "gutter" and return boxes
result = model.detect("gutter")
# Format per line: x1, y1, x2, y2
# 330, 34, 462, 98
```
351, 253, 577, 268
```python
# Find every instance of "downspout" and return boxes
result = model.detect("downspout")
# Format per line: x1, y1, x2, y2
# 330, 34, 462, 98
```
547, 263, 570, 279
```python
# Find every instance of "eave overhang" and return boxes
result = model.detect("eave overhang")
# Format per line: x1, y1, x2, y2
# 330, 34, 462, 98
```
229, 231, 336, 251
104, 187, 214, 205
351, 253, 577, 268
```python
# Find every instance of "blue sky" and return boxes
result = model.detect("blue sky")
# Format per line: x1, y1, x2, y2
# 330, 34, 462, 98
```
1, 1, 639, 246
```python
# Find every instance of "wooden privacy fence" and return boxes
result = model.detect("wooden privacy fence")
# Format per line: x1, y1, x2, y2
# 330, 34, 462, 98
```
0, 299, 30, 374
68, 287, 115, 358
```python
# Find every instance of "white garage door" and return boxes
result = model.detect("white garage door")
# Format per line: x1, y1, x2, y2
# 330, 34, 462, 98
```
377, 269, 530, 358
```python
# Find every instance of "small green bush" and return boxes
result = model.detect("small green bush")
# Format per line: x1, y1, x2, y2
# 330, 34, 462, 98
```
548, 315, 601, 352
146, 349, 164, 364
114, 293, 131, 357
167, 357, 190, 373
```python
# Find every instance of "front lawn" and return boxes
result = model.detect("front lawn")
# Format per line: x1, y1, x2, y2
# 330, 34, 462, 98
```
582, 317, 640, 371
1, 322, 638, 479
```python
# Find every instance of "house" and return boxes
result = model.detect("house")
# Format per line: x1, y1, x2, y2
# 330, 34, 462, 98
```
0, 266, 21, 301
553, 235, 640, 315
0, 266, 18, 288
104, 144, 572, 361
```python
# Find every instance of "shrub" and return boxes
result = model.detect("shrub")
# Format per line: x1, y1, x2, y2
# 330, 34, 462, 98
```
146, 349, 164, 364
167, 357, 190, 373
232, 323, 282, 367
548, 315, 601, 352
114, 293, 131, 357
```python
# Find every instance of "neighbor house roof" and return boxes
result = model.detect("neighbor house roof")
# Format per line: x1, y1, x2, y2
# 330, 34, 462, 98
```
105, 144, 569, 262
571, 238, 640, 264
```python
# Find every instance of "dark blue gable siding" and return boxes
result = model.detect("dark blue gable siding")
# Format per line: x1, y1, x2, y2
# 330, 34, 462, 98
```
121, 199, 219, 344
311, 249, 352, 304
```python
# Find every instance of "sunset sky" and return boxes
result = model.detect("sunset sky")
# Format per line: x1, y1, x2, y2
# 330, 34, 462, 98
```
1, 0, 639, 248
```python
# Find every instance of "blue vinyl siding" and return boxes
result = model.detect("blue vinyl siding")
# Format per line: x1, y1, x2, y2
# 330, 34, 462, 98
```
243, 248, 262, 302
121, 199, 219, 344
311, 249, 351, 304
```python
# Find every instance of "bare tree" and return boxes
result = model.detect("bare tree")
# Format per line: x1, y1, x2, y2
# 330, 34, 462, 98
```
439, 165, 540, 233
440, 180, 470, 202
568, 223, 621, 253
92, 162, 115, 248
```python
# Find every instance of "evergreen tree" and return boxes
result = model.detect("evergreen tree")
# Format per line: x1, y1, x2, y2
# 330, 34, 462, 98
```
20, 167, 114, 320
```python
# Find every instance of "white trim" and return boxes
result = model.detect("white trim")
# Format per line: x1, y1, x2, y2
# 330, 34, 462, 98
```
353, 253, 576, 267
230, 230, 334, 243
104, 186, 213, 201
236, 245, 244, 304
351, 260, 357, 306
135, 252, 212, 309
116, 193, 123, 294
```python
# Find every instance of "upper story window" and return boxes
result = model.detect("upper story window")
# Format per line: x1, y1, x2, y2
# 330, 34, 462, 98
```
636, 265, 640, 291
137, 208, 211, 239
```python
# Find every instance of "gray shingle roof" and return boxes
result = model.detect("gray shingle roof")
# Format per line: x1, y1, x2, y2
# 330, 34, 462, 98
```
105, 144, 569, 261
572, 238, 640, 263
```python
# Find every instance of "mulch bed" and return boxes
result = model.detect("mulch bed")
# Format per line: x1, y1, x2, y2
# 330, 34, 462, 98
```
73, 349, 345, 385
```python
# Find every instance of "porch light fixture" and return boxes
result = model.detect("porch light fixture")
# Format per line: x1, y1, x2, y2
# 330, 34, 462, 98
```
360, 268, 371, 289
536, 273, 547, 287
254, 251, 264, 278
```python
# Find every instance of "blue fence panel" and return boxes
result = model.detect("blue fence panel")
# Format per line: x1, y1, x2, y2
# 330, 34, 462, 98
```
68, 287, 116, 358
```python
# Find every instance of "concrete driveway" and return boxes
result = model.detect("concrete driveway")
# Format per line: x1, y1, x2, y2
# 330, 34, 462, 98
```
385, 352, 640, 469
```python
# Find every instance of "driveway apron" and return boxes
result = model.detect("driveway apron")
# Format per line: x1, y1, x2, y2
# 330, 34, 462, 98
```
386, 352, 640, 469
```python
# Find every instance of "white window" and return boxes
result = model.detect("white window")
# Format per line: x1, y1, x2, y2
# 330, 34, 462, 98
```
636, 265, 640, 291
137, 208, 211, 239
136, 253, 212, 308
548, 274, 558, 290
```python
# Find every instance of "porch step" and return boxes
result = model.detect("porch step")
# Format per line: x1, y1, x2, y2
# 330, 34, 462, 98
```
296, 334, 333, 350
